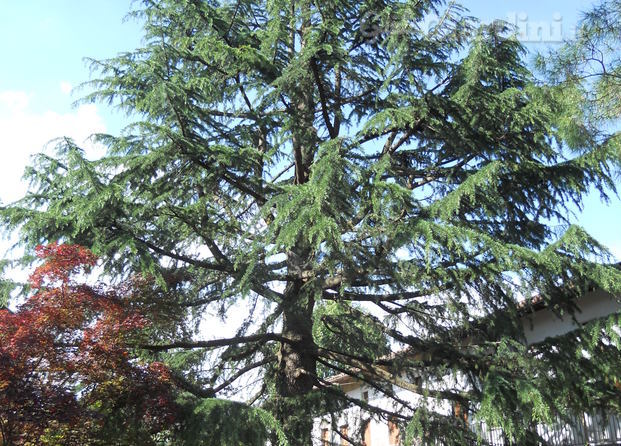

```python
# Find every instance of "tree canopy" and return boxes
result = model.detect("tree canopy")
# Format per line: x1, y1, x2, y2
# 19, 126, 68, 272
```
2, 0, 621, 445
0, 244, 177, 445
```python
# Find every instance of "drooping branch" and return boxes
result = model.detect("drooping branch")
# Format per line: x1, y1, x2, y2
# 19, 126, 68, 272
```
213, 355, 276, 394
315, 357, 417, 414
109, 221, 232, 273
317, 348, 473, 405
313, 372, 412, 421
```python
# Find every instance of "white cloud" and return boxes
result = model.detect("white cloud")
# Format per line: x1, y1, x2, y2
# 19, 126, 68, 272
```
59, 81, 73, 95
0, 90, 107, 205
0, 90, 30, 112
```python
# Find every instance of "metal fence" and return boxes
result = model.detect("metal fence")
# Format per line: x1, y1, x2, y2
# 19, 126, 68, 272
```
473, 411, 621, 446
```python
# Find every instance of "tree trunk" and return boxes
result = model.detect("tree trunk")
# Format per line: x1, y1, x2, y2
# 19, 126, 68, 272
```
276, 4, 319, 440
275, 251, 317, 446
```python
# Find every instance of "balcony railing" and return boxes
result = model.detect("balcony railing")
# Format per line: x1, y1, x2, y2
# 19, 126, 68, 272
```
473, 411, 621, 446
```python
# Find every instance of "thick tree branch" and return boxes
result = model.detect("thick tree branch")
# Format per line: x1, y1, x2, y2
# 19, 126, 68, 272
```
139, 333, 292, 352
311, 57, 337, 139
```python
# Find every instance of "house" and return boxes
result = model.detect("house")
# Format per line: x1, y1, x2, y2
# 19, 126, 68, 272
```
313, 285, 621, 446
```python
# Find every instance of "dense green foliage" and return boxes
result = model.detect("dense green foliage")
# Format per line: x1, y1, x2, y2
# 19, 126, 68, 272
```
1, 0, 620, 444
312, 301, 391, 378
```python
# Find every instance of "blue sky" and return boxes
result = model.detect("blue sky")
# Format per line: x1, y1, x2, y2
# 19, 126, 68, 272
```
0, 1, 618, 260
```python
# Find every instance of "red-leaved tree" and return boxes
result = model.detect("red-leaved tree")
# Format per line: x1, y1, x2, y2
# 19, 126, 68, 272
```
0, 243, 177, 445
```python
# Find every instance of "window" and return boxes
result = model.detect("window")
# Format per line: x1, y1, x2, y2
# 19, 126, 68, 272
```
363, 419, 372, 446
388, 419, 400, 446
362, 390, 369, 402
453, 401, 469, 424
340, 424, 349, 446
321, 428, 330, 446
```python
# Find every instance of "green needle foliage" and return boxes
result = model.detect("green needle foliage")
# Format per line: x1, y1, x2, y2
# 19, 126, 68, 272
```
2, 0, 621, 444
539, 0, 621, 126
